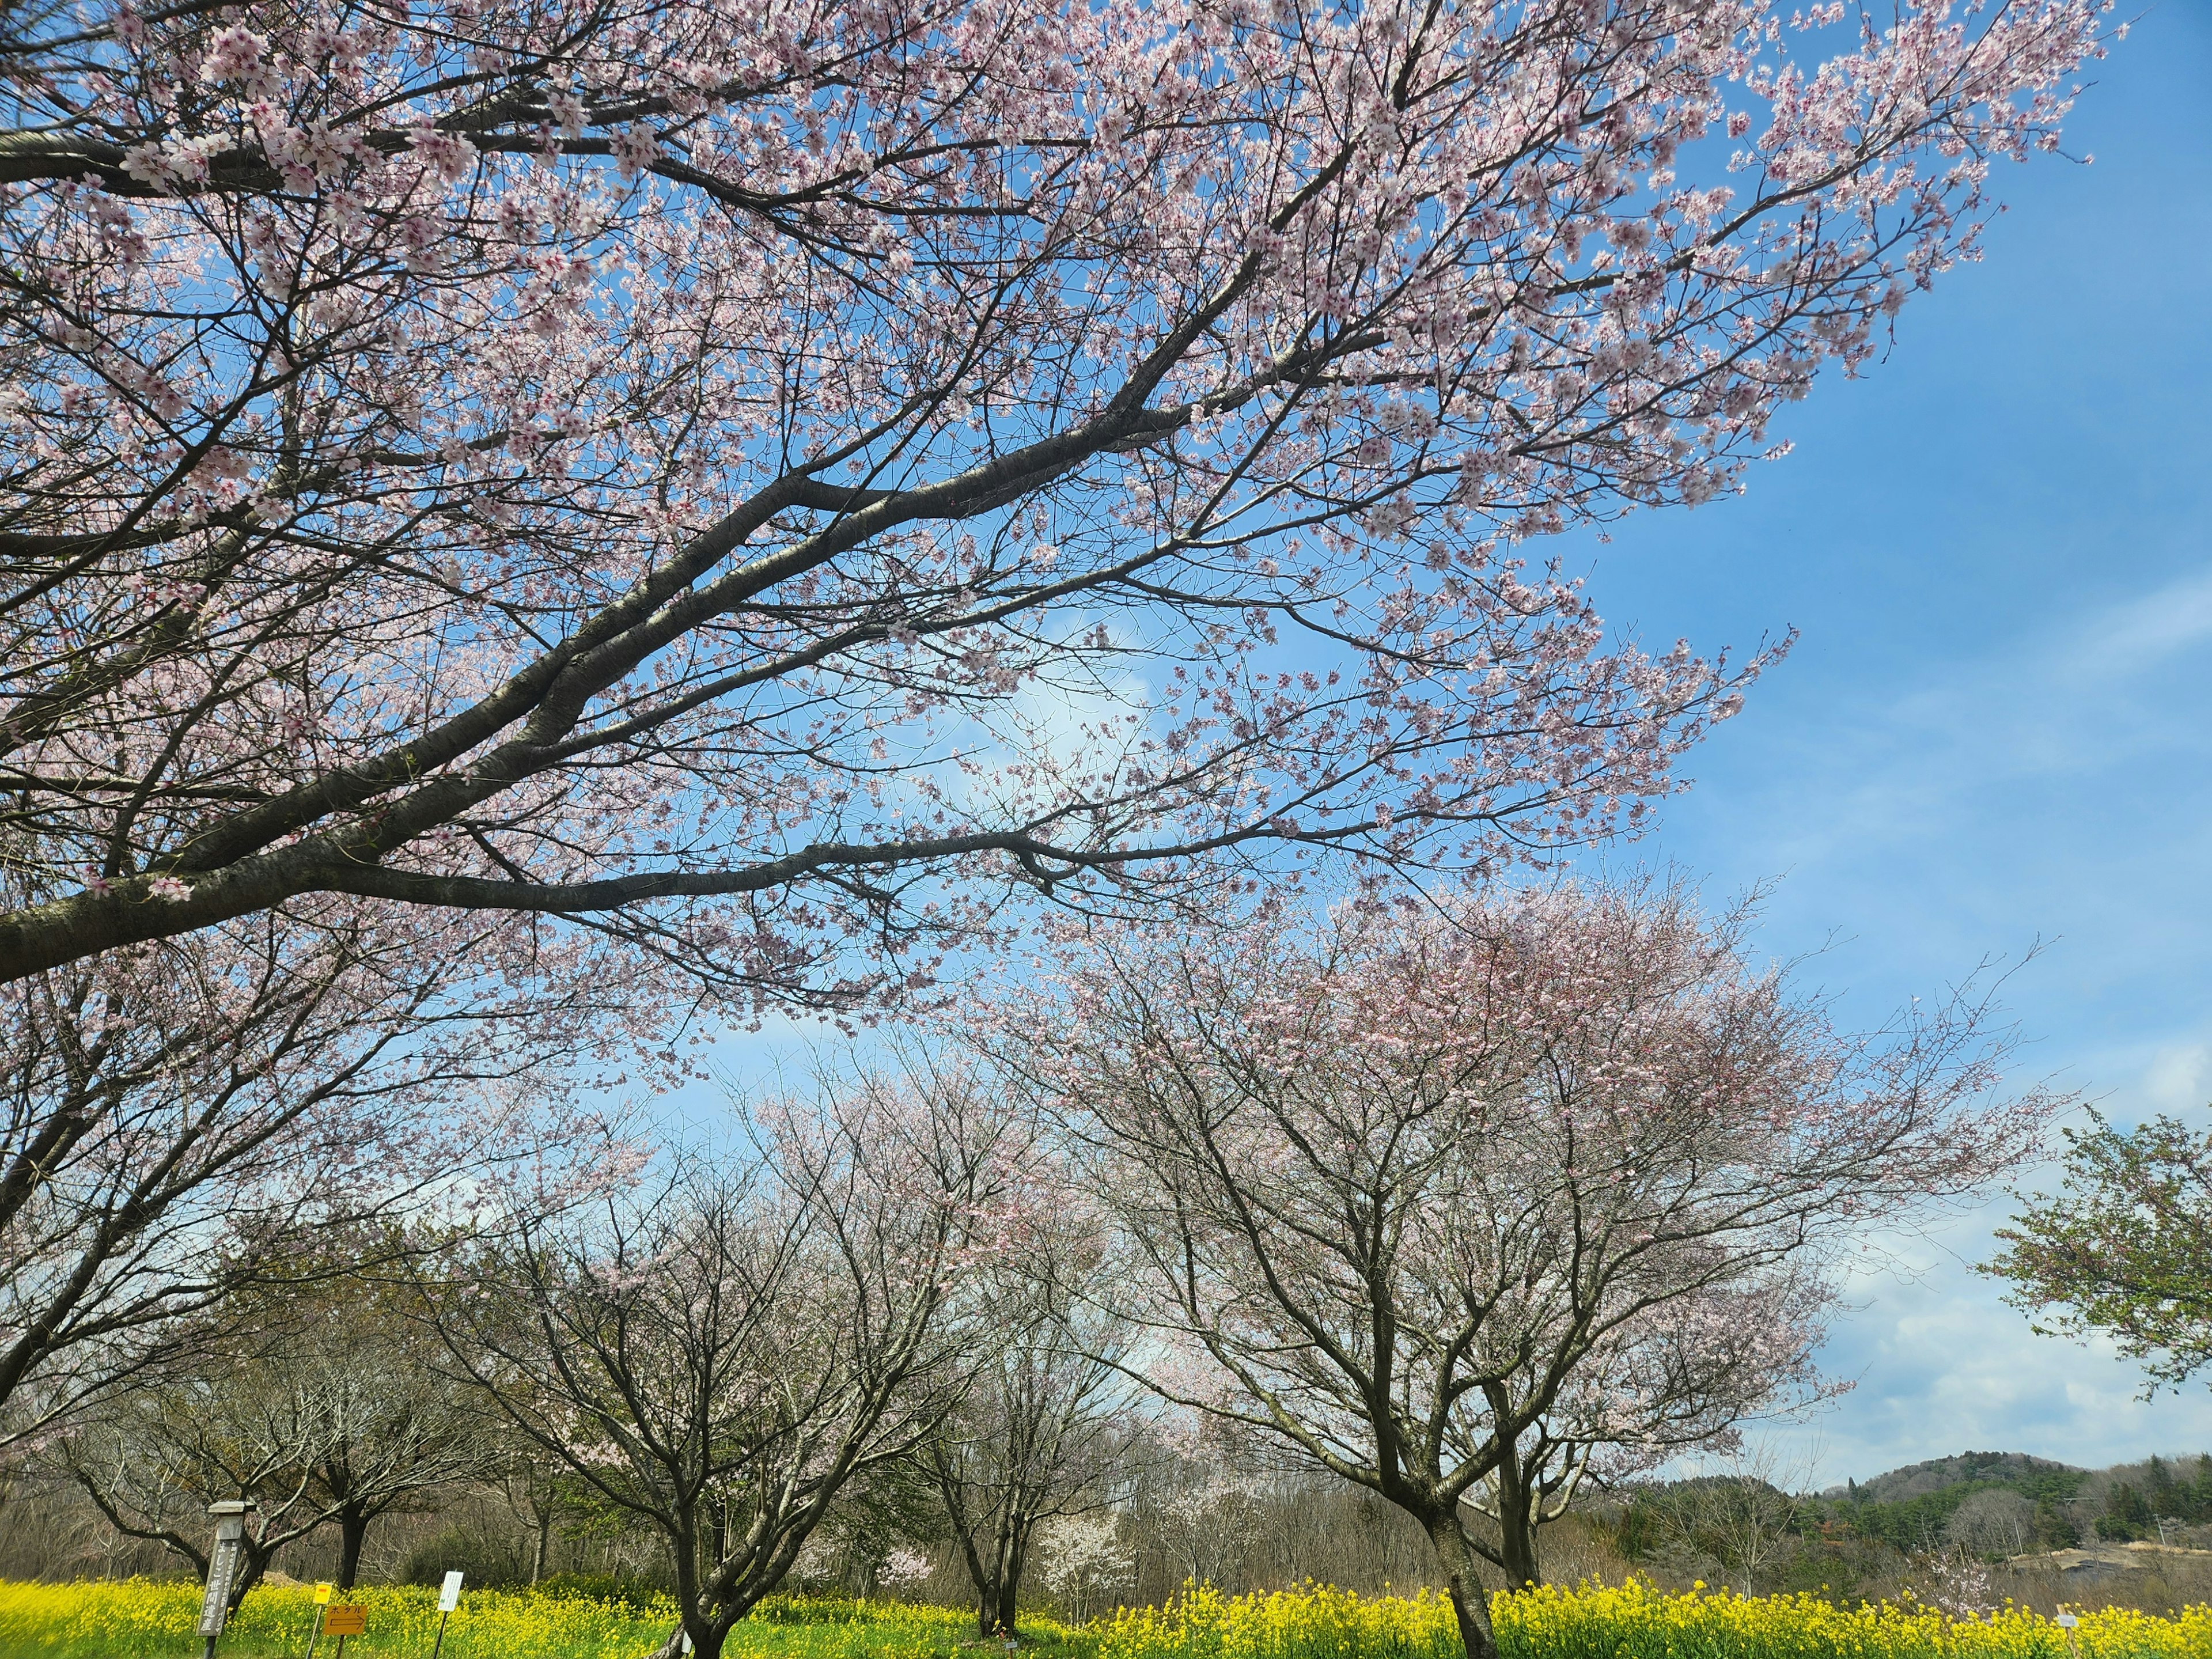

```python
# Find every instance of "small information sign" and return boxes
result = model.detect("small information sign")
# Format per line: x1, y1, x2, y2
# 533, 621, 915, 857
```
324, 1605, 369, 1637
440, 1570, 464, 1612
313, 1582, 334, 1605
196, 1536, 243, 1637
2055, 1613, 2080, 1630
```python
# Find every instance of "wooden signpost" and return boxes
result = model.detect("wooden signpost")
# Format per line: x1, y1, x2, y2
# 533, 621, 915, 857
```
195, 1501, 255, 1659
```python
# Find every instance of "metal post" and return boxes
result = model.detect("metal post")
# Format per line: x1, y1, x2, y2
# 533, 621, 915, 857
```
432, 1569, 465, 1659
304, 1582, 333, 1659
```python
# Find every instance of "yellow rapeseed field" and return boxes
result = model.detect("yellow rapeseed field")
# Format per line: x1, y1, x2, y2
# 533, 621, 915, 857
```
1094, 1581, 2212, 1659
3, 1578, 2209, 1659
0, 1581, 1009, 1659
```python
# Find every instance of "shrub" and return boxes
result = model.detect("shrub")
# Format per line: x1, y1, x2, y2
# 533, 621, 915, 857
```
398, 1526, 528, 1589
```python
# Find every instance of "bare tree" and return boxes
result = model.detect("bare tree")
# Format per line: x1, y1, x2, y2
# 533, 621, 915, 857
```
925, 1210, 1138, 1634
1645, 1444, 1810, 1596
58, 1273, 496, 1597
492, 1433, 587, 1586
436, 1071, 1024, 1659
1003, 882, 2051, 1659
1948, 1489, 2036, 1559
0, 904, 623, 1450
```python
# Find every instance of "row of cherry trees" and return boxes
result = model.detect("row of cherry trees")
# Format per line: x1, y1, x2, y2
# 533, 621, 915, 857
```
31, 881, 2051, 1659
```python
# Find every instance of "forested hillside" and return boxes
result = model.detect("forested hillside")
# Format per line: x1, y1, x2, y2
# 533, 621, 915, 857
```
1815, 1450, 2212, 1551
1593, 1450, 2212, 1608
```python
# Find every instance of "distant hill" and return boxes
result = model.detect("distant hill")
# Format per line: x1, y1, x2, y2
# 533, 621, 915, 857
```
1805, 1452, 2089, 1554
1801, 1449, 2212, 1554
1612, 1449, 2212, 1560
1824, 1451, 2083, 1504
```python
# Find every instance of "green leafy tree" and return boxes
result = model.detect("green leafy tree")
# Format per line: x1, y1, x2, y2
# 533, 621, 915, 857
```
2096, 1483, 2154, 1542
1990, 1111, 2212, 1388
2032, 1496, 2081, 1550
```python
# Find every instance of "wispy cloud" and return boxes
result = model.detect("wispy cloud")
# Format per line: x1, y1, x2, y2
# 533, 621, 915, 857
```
1648, 563, 2212, 1478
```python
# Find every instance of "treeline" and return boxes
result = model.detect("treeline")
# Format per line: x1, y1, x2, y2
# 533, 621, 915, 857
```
0, 1456, 1455, 1615
1818, 1453, 2212, 1553
1588, 1449, 2212, 1605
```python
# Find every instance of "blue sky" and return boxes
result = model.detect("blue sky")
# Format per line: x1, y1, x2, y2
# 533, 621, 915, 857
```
1561, 0, 2212, 1482
683, 3, 2212, 1487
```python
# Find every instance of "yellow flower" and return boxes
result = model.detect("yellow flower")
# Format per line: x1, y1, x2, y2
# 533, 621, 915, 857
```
6, 1575, 2209, 1659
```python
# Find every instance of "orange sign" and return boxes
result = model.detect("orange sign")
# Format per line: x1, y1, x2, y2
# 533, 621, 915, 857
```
323, 1605, 368, 1636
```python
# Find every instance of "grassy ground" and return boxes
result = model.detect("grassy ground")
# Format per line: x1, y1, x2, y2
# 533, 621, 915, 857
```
4, 1579, 2210, 1659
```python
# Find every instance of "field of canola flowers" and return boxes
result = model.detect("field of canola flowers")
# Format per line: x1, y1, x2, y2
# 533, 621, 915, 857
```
1100, 1583, 2212, 1659
0, 1585, 1036, 1659
3, 1579, 2210, 1659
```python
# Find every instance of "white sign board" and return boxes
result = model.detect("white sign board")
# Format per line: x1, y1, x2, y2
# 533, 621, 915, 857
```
2055, 1613, 2080, 1629
439, 1570, 464, 1613
196, 1536, 243, 1638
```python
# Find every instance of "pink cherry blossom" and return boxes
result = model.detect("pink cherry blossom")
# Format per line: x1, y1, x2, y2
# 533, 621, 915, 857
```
0, 0, 2112, 1023
984, 876, 2061, 1650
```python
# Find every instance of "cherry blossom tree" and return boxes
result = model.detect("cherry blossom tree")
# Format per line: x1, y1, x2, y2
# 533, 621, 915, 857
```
1127, 1414, 1279, 1589
0, 0, 2109, 1005
1037, 1513, 1135, 1622
433, 1070, 1027, 1659
1001, 881, 2054, 1659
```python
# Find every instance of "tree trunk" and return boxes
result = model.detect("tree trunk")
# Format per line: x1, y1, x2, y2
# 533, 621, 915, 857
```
336, 1509, 370, 1590
1493, 1463, 1542, 1590
1427, 1518, 1500, 1659
532, 1509, 551, 1586
979, 1518, 1025, 1638
976, 1577, 1002, 1638
650, 1616, 728, 1659
994, 1529, 1027, 1639
1496, 1514, 1540, 1594
230, 1544, 272, 1612
950, 1495, 999, 1637
668, 1521, 718, 1659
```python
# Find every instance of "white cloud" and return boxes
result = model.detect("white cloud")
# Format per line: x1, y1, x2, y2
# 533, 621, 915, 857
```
2142, 1043, 2212, 1113
1752, 1036, 2212, 1482
2063, 568, 2212, 683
